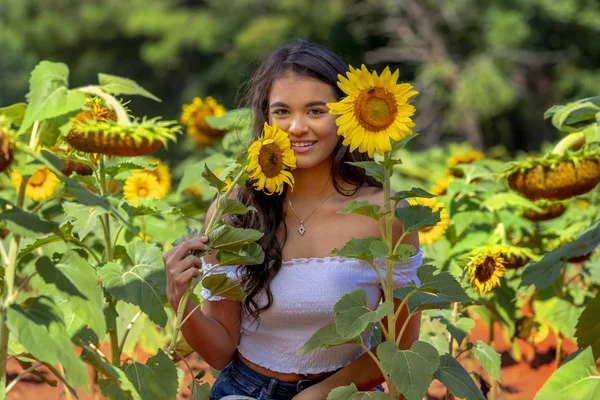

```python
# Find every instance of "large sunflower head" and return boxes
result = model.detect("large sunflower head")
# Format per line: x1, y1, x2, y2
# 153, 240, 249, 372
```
181, 96, 227, 146
11, 167, 60, 201
327, 65, 418, 158
468, 247, 506, 294
247, 120, 296, 195
408, 197, 449, 245
123, 171, 164, 205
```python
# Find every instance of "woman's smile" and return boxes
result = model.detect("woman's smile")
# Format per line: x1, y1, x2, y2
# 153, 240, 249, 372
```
290, 140, 317, 153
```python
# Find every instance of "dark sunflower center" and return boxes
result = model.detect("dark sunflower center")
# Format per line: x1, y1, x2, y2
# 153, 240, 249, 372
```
475, 256, 497, 283
354, 87, 398, 132
258, 143, 283, 178
138, 186, 149, 197
29, 169, 47, 186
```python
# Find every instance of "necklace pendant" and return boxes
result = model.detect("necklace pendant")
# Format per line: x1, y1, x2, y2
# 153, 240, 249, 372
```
298, 224, 306, 236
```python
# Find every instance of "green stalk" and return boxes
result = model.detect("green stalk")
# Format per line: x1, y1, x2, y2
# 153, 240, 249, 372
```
167, 168, 246, 354
0, 121, 41, 398
551, 131, 585, 156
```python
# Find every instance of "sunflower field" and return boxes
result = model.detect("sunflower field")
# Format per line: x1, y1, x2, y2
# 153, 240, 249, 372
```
0, 56, 599, 400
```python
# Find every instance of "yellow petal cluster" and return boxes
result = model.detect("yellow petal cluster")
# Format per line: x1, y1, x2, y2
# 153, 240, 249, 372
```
123, 171, 164, 205
11, 167, 59, 201
327, 65, 417, 157
247, 121, 296, 195
181, 96, 226, 146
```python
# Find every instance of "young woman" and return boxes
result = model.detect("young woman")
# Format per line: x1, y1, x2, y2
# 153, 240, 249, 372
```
163, 40, 423, 400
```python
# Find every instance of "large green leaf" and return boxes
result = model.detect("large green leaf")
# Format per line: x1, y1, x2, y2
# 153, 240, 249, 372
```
36, 254, 106, 339
390, 188, 436, 203
434, 354, 486, 400
205, 108, 253, 130
202, 164, 227, 191
216, 242, 264, 266
346, 161, 384, 181
575, 293, 600, 360
100, 350, 178, 400
433, 314, 475, 347
521, 220, 600, 290
81, 348, 141, 400
534, 297, 583, 341
326, 383, 389, 399
103, 157, 156, 179
201, 273, 244, 301
534, 347, 600, 399
20, 61, 85, 132
334, 289, 393, 339
98, 73, 161, 102
470, 340, 501, 381
189, 379, 211, 400
338, 201, 383, 221
62, 201, 109, 240
452, 211, 494, 237
482, 192, 543, 212
208, 224, 264, 252
219, 198, 254, 215
0, 207, 59, 237
0, 102, 27, 126
391, 133, 419, 152
377, 340, 439, 400
394, 264, 471, 304
333, 237, 381, 264
297, 324, 360, 356
395, 205, 441, 234
6, 296, 89, 391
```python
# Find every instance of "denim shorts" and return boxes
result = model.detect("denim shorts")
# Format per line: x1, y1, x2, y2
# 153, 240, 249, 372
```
209, 354, 384, 400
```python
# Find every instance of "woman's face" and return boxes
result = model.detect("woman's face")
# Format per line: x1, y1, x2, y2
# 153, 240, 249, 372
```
268, 73, 339, 170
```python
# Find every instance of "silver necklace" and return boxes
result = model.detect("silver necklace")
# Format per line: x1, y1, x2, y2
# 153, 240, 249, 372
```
286, 188, 335, 236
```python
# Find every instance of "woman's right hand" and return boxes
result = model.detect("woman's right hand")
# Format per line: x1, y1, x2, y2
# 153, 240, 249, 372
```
163, 236, 209, 309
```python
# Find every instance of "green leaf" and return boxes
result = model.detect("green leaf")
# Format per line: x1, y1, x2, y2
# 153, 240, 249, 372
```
0, 207, 59, 237
297, 324, 360, 356
332, 237, 381, 264
521, 219, 600, 290
208, 224, 263, 252
100, 350, 178, 400
394, 265, 471, 304
204, 108, 253, 130
20, 61, 85, 132
483, 192, 543, 212
392, 288, 450, 313
346, 161, 384, 181
202, 164, 227, 191
583, 122, 600, 142
534, 297, 583, 341
189, 379, 211, 400
99, 242, 167, 326
98, 73, 161, 102
575, 294, 600, 360
7, 296, 89, 391
391, 133, 419, 152
62, 201, 109, 240
390, 188, 436, 203
103, 157, 157, 178
201, 273, 244, 301
326, 383, 389, 399
0, 102, 27, 127
124, 198, 182, 218
395, 205, 441, 234
394, 244, 418, 263
369, 240, 388, 259
471, 340, 501, 381
433, 315, 475, 347
434, 354, 486, 400
216, 242, 264, 266
338, 201, 383, 221
452, 211, 494, 237
377, 340, 439, 400
17, 224, 72, 261
534, 347, 600, 399
81, 348, 141, 400
219, 198, 253, 215
334, 289, 393, 339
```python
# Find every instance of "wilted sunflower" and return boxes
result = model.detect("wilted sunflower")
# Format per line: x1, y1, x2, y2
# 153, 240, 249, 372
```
247, 121, 296, 195
327, 65, 417, 158
181, 96, 227, 146
468, 247, 506, 294
123, 171, 163, 205
446, 150, 484, 177
408, 197, 449, 245
0, 127, 13, 173
61, 159, 93, 177
11, 167, 60, 201
430, 176, 454, 196
522, 200, 566, 222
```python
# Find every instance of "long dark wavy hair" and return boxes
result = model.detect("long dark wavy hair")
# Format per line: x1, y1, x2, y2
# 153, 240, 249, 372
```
230, 39, 382, 323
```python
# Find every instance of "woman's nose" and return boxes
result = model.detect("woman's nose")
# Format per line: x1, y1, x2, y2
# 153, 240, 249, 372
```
287, 117, 309, 136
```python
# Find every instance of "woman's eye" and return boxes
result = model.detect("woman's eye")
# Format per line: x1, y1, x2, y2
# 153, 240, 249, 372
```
309, 109, 324, 115
272, 109, 288, 116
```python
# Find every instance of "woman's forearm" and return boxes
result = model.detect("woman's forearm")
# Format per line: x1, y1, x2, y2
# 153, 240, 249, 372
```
177, 299, 238, 370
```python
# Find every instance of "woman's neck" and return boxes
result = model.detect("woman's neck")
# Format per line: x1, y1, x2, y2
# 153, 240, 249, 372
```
287, 159, 335, 201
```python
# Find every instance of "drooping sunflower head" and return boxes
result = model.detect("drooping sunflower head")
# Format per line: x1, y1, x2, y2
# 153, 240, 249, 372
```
522, 200, 566, 222
11, 167, 60, 201
181, 96, 227, 146
123, 170, 164, 206
327, 64, 418, 158
247, 120, 296, 195
0, 126, 13, 173
408, 197, 449, 245
430, 176, 455, 196
468, 247, 506, 294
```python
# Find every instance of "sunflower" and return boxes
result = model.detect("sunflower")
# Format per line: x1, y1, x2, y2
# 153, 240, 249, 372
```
11, 167, 60, 201
446, 150, 485, 177
430, 176, 454, 196
137, 159, 171, 198
408, 197, 449, 245
181, 96, 227, 146
247, 120, 296, 195
468, 247, 506, 294
327, 65, 417, 158
123, 171, 163, 205
183, 184, 203, 196
522, 200, 566, 222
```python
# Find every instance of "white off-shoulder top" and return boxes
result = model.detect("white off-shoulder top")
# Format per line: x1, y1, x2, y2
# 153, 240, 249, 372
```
200, 250, 423, 374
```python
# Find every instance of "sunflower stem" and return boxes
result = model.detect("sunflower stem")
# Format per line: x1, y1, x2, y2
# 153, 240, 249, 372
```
0, 121, 41, 397
551, 131, 585, 156
167, 167, 246, 355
